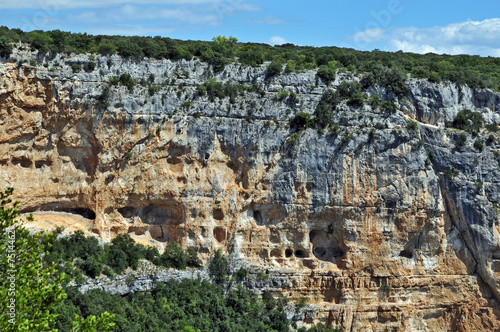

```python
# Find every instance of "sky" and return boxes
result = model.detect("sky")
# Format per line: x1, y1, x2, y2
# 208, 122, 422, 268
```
1, 0, 500, 57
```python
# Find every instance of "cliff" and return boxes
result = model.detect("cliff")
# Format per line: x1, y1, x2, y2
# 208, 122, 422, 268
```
1, 49, 500, 331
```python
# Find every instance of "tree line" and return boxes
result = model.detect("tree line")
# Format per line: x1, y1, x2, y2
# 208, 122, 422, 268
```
0, 26, 499, 91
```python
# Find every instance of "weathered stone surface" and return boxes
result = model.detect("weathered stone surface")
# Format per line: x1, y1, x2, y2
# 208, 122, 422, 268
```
1, 49, 500, 331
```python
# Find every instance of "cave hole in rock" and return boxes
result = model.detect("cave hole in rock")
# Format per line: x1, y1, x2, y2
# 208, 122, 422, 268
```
66, 208, 96, 219
23, 205, 96, 220
118, 204, 184, 225
118, 207, 135, 219
213, 208, 224, 221
128, 226, 147, 235
270, 248, 281, 258
294, 249, 308, 258
285, 249, 293, 258
213, 227, 226, 243
12, 157, 32, 168
253, 210, 263, 225
399, 249, 413, 259
309, 230, 344, 262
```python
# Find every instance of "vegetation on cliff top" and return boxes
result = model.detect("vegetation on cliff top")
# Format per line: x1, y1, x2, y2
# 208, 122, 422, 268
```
0, 26, 500, 91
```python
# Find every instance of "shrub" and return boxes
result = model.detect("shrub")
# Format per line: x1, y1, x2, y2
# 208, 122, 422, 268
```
119, 73, 135, 91
285, 60, 296, 72
370, 94, 381, 108
235, 268, 248, 281
290, 112, 313, 131
337, 81, 364, 107
96, 86, 110, 108
274, 90, 289, 101
455, 132, 468, 148
287, 132, 301, 145
380, 283, 393, 292
381, 100, 397, 114
257, 270, 269, 281
84, 61, 96, 72
159, 241, 188, 269
266, 60, 282, 77
427, 150, 435, 161
108, 76, 119, 85
317, 65, 336, 85
407, 119, 418, 132
71, 64, 82, 73
289, 91, 299, 104
474, 138, 484, 151
486, 123, 499, 133
453, 109, 483, 134
314, 89, 341, 129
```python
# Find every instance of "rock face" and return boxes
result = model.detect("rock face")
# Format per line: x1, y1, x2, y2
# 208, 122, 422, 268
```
1, 49, 500, 331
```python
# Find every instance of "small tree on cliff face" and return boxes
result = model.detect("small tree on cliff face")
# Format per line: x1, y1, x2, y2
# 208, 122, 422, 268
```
0, 188, 115, 331
209, 249, 228, 284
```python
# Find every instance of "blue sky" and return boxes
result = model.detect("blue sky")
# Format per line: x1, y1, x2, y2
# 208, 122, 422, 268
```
1, 0, 500, 56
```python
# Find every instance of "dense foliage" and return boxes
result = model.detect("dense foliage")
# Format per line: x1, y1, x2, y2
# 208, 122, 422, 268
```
0, 26, 499, 91
451, 109, 484, 135
55, 280, 288, 332
54, 279, 339, 332
44, 230, 202, 283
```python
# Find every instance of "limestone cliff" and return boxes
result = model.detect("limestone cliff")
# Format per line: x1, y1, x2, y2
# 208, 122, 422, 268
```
1, 49, 500, 331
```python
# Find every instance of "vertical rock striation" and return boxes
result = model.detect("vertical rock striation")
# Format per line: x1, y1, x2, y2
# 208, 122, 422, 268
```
1, 50, 500, 330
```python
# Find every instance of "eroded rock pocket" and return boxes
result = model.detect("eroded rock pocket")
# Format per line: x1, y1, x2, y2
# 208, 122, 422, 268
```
309, 230, 344, 263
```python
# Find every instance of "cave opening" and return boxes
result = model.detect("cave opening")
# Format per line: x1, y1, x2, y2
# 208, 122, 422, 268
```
399, 249, 413, 259
22, 206, 96, 220
309, 230, 344, 262
294, 249, 307, 258
253, 210, 263, 225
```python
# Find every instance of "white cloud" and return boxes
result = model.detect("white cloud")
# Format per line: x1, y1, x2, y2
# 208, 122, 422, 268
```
352, 18, 500, 57
269, 36, 287, 45
351, 28, 385, 43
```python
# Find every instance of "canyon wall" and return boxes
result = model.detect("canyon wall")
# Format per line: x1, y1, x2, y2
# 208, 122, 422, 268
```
1, 49, 500, 331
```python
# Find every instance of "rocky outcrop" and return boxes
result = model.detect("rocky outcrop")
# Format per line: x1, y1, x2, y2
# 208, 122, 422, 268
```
1, 48, 500, 331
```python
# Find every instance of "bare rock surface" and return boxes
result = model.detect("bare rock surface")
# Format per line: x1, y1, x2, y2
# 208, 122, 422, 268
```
1, 49, 500, 331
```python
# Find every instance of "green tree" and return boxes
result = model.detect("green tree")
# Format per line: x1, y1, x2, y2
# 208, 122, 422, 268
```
317, 65, 336, 85
0, 188, 66, 331
0, 35, 13, 58
453, 109, 484, 134
29, 32, 54, 53
208, 249, 228, 284
290, 112, 313, 131
0, 188, 114, 331
266, 60, 283, 77
70, 312, 115, 332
